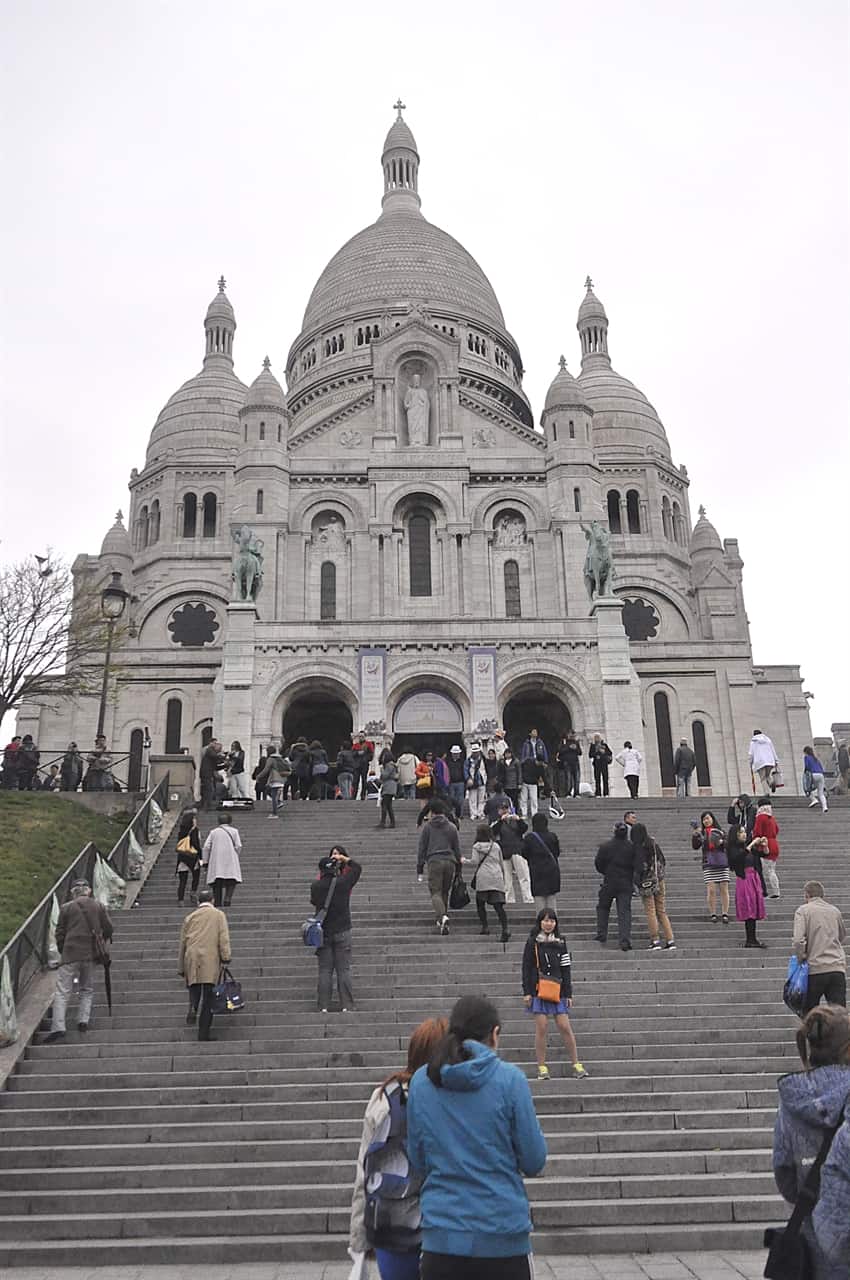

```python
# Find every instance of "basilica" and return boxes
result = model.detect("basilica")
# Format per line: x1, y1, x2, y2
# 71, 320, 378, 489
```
21, 107, 813, 795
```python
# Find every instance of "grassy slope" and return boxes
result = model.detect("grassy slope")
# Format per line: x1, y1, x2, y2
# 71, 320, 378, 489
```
0, 793, 131, 947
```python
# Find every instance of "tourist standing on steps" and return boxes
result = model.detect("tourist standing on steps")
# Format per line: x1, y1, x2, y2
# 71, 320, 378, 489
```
201, 813, 242, 908
464, 742, 487, 822
352, 734, 373, 801
349, 1017, 449, 1280
84, 734, 116, 793
289, 738, 310, 799
499, 748, 521, 813
310, 846, 362, 1012
673, 739, 696, 799
522, 908, 588, 1080
691, 810, 730, 923
378, 755, 399, 828
519, 728, 548, 817
753, 797, 781, 898
44, 880, 113, 1043
631, 822, 675, 950
335, 739, 356, 800
773, 1006, 850, 1280
308, 739, 329, 800
199, 738, 225, 809
748, 728, 778, 793
793, 882, 846, 1011
60, 742, 84, 792
396, 748, 419, 800
178, 887, 231, 1042
494, 805, 533, 905
615, 741, 642, 798
726, 822, 767, 948
726, 793, 757, 840
803, 746, 830, 814
484, 779, 510, 823
227, 740, 250, 799
464, 822, 510, 941
484, 748, 500, 794
594, 822, 641, 950
589, 734, 612, 796
837, 741, 850, 795
17, 734, 40, 790
407, 994, 547, 1280
559, 733, 583, 798
256, 744, 290, 817
446, 745, 466, 819
416, 801, 461, 935
522, 812, 561, 912
175, 809, 202, 904
252, 748, 268, 803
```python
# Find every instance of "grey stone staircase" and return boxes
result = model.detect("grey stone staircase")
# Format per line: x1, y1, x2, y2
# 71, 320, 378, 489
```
1, 794, 847, 1265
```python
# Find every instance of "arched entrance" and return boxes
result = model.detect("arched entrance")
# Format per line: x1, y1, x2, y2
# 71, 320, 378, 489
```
392, 689, 464, 760
502, 685, 572, 757
283, 692, 353, 757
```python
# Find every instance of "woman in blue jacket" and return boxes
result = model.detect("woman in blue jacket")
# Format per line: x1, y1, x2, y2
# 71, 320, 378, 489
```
407, 994, 547, 1279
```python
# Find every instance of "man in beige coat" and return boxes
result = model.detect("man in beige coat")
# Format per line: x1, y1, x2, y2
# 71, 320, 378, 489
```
178, 888, 232, 1041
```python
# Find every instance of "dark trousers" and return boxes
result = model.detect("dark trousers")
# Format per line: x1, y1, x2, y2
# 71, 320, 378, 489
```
594, 762, 609, 796
200, 776, 217, 809
379, 796, 395, 827
626, 774, 640, 798
211, 878, 236, 908
565, 763, 580, 797
189, 982, 215, 1038
476, 896, 508, 932
297, 775, 311, 799
354, 766, 370, 800
316, 929, 353, 1009
177, 865, 201, 901
448, 781, 465, 818
504, 788, 519, 813
596, 883, 633, 944
803, 970, 847, 1013
421, 1253, 532, 1280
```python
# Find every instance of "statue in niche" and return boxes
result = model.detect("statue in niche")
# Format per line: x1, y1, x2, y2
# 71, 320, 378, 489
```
231, 524, 264, 602
314, 516, 346, 552
581, 519, 615, 600
495, 515, 526, 547
404, 374, 430, 446
473, 426, 496, 449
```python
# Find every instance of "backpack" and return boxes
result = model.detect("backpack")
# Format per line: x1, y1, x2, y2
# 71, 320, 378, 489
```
363, 1082, 422, 1252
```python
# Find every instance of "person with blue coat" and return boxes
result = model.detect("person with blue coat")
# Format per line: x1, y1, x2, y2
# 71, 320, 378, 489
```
406, 994, 547, 1279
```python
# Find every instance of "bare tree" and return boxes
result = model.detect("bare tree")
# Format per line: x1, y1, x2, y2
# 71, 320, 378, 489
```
0, 555, 122, 723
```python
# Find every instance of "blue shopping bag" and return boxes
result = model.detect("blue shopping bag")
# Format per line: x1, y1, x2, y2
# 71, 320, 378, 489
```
783, 955, 809, 1016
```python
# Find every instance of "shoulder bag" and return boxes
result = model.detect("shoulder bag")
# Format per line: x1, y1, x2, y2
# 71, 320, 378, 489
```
449, 867, 471, 910
534, 943, 562, 1003
301, 875, 338, 949
763, 1113, 843, 1279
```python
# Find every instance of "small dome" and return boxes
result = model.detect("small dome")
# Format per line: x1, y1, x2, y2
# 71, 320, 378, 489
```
243, 357, 286, 411
147, 365, 247, 460
206, 277, 235, 322
690, 506, 723, 555
383, 117, 418, 156
578, 364, 670, 455
578, 279, 607, 323
100, 511, 132, 559
544, 357, 591, 412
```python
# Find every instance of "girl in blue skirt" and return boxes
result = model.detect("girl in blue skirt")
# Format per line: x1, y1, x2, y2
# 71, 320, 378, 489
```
521, 908, 588, 1080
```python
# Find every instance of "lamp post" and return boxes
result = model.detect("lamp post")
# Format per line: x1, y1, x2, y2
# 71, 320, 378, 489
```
96, 571, 129, 740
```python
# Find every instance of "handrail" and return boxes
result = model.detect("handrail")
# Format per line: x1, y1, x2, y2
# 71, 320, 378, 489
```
0, 774, 170, 1006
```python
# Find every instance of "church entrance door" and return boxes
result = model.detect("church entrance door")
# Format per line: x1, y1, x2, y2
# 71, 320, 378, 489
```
283, 693, 353, 759
502, 687, 572, 760
391, 689, 464, 761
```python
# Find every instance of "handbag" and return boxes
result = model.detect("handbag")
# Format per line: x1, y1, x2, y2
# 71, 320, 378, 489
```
176, 835, 193, 854
313, 761, 329, 775
449, 869, 470, 910
783, 955, 809, 1016
301, 874, 338, 949
535, 944, 562, 1003
210, 966, 244, 1014
763, 1114, 842, 1279
470, 842, 497, 891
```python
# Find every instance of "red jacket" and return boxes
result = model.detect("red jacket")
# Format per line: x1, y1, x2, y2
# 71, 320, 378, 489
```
753, 812, 779, 860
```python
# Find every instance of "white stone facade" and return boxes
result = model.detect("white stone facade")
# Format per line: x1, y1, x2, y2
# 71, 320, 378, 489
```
19, 110, 813, 796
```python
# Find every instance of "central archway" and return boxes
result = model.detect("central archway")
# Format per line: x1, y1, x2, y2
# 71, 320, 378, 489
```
392, 689, 464, 760
501, 684, 572, 758
283, 692, 353, 757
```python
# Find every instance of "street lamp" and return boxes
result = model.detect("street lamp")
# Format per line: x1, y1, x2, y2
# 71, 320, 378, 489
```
96, 571, 129, 739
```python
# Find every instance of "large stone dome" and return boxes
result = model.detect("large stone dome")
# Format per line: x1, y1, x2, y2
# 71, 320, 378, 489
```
146, 365, 246, 461
301, 206, 506, 335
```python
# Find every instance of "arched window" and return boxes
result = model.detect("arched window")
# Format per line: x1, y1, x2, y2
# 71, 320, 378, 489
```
607, 489, 622, 534
201, 725, 213, 750
626, 489, 641, 534
256, 488, 264, 515
569, 419, 575, 439
259, 421, 265, 441
693, 720, 711, 786
182, 493, 197, 538
573, 487, 582, 513
202, 492, 217, 538
149, 499, 160, 545
654, 691, 675, 788
662, 496, 672, 539
165, 697, 183, 754
320, 561, 336, 620
408, 513, 432, 597
277, 422, 282, 442
128, 728, 144, 792
139, 505, 149, 548
504, 560, 521, 618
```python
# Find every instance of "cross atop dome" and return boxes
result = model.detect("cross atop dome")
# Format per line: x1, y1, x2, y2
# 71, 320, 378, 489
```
698, 504, 707, 517
263, 355, 271, 370
585, 275, 594, 291
558, 355, 567, 371
218, 275, 227, 293
393, 98, 406, 120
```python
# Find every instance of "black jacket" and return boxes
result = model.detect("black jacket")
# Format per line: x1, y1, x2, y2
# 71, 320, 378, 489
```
310, 860, 362, 936
521, 829, 561, 896
556, 741, 582, 769
726, 801, 757, 837
447, 757, 465, 783
589, 741, 612, 766
594, 835, 641, 890
522, 933, 572, 1000
726, 833, 767, 893
499, 758, 521, 790
492, 814, 527, 857
673, 745, 696, 774
521, 757, 546, 786
336, 748, 356, 774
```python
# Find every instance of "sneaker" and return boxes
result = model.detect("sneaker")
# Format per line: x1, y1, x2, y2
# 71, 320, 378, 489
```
440, 916, 450, 936
665, 940, 677, 950
808, 798, 819, 808
320, 1008, 329, 1013
77, 1022, 89, 1033
710, 914, 718, 923
647, 940, 662, 950
537, 1064, 550, 1080
721, 914, 729, 925
267, 813, 278, 819
572, 1062, 589, 1079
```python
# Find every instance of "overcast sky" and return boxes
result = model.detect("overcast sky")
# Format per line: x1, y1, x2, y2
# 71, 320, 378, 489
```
1, 0, 847, 740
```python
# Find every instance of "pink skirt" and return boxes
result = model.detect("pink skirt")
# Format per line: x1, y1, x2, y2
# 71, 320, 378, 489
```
735, 867, 765, 921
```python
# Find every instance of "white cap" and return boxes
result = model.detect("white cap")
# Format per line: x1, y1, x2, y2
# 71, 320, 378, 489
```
450, 745, 462, 754
470, 742, 481, 751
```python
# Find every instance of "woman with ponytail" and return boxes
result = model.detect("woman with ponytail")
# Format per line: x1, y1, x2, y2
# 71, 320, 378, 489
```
407, 994, 547, 1279
773, 1005, 850, 1279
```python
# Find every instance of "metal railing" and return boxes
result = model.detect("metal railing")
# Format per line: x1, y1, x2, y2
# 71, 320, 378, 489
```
0, 774, 170, 1004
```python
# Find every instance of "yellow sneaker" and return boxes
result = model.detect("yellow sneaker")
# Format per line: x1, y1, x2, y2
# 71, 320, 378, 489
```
572, 1062, 589, 1079
537, 1064, 550, 1080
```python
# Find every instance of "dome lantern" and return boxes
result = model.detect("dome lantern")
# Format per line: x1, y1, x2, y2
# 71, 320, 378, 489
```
577, 275, 609, 365
204, 275, 236, 368
381, 99, 421, 213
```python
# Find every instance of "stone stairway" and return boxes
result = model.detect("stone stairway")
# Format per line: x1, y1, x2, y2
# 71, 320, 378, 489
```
1, 794, 847, 1266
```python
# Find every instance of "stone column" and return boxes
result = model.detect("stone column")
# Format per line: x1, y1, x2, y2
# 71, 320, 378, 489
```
591, 596, 645, 796
219, 603, 258, 749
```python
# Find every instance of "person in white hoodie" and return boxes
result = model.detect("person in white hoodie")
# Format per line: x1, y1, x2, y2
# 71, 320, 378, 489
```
615, 741, 643, 798
748, 729, 778, 793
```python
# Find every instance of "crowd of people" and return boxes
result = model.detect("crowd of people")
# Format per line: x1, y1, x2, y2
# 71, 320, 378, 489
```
0, 734, 117, 791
